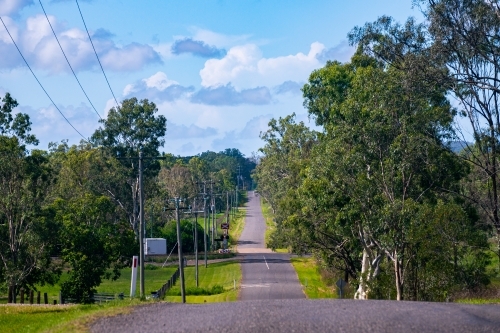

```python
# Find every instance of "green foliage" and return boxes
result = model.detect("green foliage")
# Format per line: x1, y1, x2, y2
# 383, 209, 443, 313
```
53, 194, 135, 303
159, 219, 205, 254
0, 135, 58, 298
255, 32, 491, 301
170, 284, 224, 296
0, 93, 38, 146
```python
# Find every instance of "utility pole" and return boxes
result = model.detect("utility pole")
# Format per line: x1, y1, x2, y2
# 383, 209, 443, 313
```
210, 181, 215, 251
118, 149, 165, 299
197, 181, 211, 268
191, 198, 204, 287
173, 197, 186, 303
138, 151, 144, 298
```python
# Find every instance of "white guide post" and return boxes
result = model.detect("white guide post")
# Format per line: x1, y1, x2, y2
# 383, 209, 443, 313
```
130, 256, 138, 297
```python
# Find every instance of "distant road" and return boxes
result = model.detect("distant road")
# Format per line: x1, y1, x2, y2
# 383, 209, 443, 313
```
238, 191, 304, 300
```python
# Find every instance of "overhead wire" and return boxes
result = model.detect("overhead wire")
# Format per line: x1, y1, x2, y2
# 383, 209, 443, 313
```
75, 0, 139, 150
75, 0, 121, 109
0, 16, 89, 143
38, 0, 102, 120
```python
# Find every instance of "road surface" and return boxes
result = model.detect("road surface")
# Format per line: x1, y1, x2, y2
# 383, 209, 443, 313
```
90, 191, 500, 332
91, 299, 500, 333
238, 191, 304, 300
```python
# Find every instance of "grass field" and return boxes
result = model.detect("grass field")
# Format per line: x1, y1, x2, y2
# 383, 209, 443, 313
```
1, 265, 179, 305
260, 197, 289, 253
166, 260, 241, 303
0, 299, 145, 333
291, 257, 337, 299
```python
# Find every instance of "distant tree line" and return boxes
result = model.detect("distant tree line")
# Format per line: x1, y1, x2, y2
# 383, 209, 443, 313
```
254, 0, 499, 301
0, 95, 255, 303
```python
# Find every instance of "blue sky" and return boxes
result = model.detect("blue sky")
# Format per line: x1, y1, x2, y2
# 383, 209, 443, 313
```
0, 0, 422, 156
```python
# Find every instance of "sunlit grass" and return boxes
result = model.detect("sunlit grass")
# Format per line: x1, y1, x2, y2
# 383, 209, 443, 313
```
0, 299, 143, 333
165, 260, 241, 303
291, 257, 336, 299
260, 198, 288, 253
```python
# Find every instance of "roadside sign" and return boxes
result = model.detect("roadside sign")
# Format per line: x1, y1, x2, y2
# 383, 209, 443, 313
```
221, 223, 229, 229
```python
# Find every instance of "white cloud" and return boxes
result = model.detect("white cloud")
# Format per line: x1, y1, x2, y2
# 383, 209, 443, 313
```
190, 27, 251, 48
143, 72, 178, 90
0, 0, 33, 16
123, 71, 193, 101
0, 14, 162, 73
200, 42, 325, 89
238, 114, 273, 139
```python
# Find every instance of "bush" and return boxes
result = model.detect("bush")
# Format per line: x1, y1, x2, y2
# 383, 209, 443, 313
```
170, 284, 224, 296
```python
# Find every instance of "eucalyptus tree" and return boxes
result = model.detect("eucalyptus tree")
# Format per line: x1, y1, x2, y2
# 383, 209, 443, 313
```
91, 98, 167, 236
254, 114, 318, 249
300, 50, 478, 300
0, 93, 57, 302
420, 0, 500, 266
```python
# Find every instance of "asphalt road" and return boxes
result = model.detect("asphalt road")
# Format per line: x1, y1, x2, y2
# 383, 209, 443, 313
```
237, 190, 270, 254
91, 299, 500, 333
90, 191, 500, 333
238, 191, 304, 300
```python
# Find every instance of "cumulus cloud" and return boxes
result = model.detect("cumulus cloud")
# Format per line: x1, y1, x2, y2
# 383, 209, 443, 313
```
0, 14, 162, 73
316, 40, 355, 63
274, 81, 303, 96
211, 131, 242, 152
123, 71, 194, 101
191, 84, 271, 106
190, 27, 251, 48
171, 38, 226, 58
0, 0, 33, 16
200, 42, 325, 89
238, 114, 273, 139
167, 122, 217, 140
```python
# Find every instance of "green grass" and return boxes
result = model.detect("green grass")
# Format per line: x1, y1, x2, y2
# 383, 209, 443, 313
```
165, 260, 241, 303
0, 299, 144, 333
291, 257, 336, 299
0, 266, 179, 305
260, 198, 289, 253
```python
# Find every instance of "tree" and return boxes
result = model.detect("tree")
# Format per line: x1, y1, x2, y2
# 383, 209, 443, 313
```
47, 144, 135, 303
254, 114, 318, 250
419, 0, 500, 266
53, 194, 135, 303
91, 98, 167, 236
0, 94, 57, 301
0, 93, 38, 146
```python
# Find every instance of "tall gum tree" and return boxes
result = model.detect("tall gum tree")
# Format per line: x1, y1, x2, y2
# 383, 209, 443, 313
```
91, 98, 166, 237
302, 53, 466, 300
0, 94, 56, 302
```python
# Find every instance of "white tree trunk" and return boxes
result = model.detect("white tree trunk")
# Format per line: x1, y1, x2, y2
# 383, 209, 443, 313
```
354, 249, 370, 299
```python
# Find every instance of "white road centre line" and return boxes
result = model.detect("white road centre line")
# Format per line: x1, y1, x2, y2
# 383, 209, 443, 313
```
263, 256, 269, 269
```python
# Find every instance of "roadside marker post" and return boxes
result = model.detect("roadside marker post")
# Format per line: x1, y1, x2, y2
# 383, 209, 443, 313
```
130, 256, 138, 297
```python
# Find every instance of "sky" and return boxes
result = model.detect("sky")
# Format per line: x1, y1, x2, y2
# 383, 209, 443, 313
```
0, 0, 423, 157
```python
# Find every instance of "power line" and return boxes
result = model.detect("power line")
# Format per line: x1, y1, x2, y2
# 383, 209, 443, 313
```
39, 0, 102, 120
0, 16, 89, 143
75, 0, 120, 109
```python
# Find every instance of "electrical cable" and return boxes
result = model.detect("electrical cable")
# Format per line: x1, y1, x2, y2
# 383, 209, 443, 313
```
38, 0, 102, 120
75, 0, 121, 109
0, 16, 89, 143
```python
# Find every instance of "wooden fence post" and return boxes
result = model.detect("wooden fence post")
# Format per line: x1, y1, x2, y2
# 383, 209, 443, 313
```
20, 289, 24, 304
37, 291, 41, 304
44, 293, 48, 304
30, 290, 34, 304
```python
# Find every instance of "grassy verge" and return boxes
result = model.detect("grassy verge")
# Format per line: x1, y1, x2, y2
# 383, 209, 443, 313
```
166, 260, 241, 303
291, 257, 336, 299
0, 299, 145, 333
4, 266, 179, 304
260, 197, 288, 252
